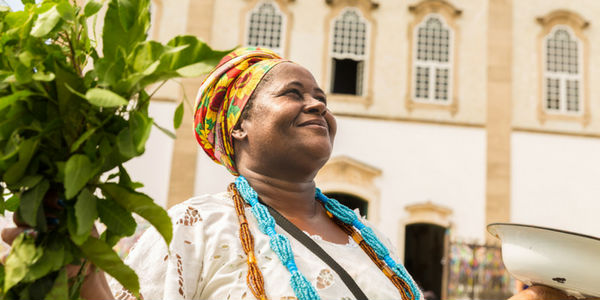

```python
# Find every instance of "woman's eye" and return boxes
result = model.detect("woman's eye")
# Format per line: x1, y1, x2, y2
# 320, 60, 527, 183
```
287, 89, 302, 98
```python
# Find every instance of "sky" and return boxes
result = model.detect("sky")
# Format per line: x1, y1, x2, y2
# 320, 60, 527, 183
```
3, 0, 29, 11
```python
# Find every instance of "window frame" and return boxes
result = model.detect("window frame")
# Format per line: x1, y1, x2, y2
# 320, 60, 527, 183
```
537, 11, 589, 125
406, 1, 462, 115
542, 26, 583, 115
329, 7, 369, 97
240, 0, 292, 57
322, 0, 377, 105
411, 14, 454, 104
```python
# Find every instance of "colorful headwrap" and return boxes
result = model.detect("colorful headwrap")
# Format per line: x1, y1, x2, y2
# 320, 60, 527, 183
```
194, 47, 287, 175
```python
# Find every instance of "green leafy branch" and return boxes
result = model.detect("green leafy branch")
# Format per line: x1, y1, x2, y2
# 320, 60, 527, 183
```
0, 0, 228, 299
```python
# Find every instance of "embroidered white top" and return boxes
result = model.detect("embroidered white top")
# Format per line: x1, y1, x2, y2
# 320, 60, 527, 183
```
109, 192, 407, 300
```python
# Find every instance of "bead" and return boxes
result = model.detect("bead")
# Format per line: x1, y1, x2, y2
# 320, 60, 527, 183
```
236, 176, 422, 300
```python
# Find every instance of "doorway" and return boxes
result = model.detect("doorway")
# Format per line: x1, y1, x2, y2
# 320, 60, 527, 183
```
404, 223, 446, 300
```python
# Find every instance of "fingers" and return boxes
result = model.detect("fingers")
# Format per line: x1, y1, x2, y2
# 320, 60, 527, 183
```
1, 227, 37, 264
2, 227, 26, 246
511, 285, 576, 300
1, 227, 37, 245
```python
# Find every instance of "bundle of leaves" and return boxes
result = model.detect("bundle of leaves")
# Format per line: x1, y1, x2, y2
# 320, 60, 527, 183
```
0, 0, 227, 298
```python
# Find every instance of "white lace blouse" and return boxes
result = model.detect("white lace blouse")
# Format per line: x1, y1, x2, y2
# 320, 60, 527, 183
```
109, 192, 416, 300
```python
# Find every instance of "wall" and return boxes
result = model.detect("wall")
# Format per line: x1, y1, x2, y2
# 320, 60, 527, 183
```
331, 116, 487, 252
511, 132, 600, 238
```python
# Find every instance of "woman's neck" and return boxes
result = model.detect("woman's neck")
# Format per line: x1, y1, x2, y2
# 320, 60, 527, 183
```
239, 168, 319, 220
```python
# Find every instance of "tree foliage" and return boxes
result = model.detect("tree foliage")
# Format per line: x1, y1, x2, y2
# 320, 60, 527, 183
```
0, 0, 227, 298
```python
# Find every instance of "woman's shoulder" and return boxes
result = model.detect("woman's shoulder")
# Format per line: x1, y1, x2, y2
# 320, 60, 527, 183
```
166, 191, 239, 230
168, 191, 234, 215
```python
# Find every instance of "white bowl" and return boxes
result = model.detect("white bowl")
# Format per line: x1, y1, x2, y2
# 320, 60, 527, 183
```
488, 223, 600, 298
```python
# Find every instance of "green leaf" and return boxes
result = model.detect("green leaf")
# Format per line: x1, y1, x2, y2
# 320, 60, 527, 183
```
23, 239, 65, 282
44, 269, 68, 300
32, 71, 55, 81
130, 111, 152, 154
101, 230, 123, 247
15, 63, 32, 84
176, 61, 214, 77
129, 41, 165, 73
17, 179, 49, 227
18, 51, 33, 67
94, 49, 126, 87
100, 183, 172, 246
173, 101, 184, 129
4, 233, 42, 291
84, 0, 103, 17
63, 82, 87, 99
102, 0, 150, 61
117, 0, 137, 31
70, 127, 96, 153
85, 88, 128, 107
30, 5, 61, 37
142, 60, 160, 76
79, 237, 139, 296
64, 154, 93, 199
0, 90, 33, 111
0, 264, 4, 293
56, 1, 75, 21
116, 128, 136, 159
5, 11, 28, 28
3, 138, 38, 185
165, 35, 231, 71
13, 175, 43, 190
75, 189, 97, 238
5, 194, 19, 212
96, 197, 136, 236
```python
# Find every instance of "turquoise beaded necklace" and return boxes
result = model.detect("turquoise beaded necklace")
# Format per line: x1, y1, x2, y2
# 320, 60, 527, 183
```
234, 175, 422, 300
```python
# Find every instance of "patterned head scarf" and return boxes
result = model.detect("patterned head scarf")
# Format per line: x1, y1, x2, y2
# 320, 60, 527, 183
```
194, 47, 287, 175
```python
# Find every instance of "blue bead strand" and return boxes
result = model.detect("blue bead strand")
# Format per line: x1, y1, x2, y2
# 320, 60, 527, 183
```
315, 189, 422, 300
236, 176, 320, 300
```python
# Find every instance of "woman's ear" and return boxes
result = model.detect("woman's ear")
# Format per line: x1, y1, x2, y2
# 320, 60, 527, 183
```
232, 121, 248, 141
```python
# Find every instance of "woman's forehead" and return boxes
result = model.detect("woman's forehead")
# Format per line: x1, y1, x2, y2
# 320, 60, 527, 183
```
265, 63, 321, 90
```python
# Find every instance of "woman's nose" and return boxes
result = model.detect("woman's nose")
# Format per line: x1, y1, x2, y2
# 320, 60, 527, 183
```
304, 96, 327, 115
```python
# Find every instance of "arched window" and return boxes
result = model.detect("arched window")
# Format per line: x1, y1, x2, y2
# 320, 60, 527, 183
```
245, 1, 286, 54
329, 8, 369, 96
543, 27, 582, 114
536, 10, 589, 125
406, 1, 461, 114
413, 15, 452, 103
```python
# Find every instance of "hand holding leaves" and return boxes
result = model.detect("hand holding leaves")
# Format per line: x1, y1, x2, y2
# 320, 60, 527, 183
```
0, 0, 227, 298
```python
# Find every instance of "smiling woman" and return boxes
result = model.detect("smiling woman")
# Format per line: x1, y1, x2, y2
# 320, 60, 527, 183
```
104, 47, 422, 300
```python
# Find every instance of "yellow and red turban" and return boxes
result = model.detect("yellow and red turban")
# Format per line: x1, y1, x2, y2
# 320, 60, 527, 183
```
194, 47, 287, 175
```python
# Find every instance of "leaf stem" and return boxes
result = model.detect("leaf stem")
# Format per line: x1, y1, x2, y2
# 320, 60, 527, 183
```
69, 259, 88, 300
148, 80, 168, 99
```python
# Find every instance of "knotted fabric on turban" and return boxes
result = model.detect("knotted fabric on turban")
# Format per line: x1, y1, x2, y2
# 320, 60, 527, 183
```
194, 47, 287, 175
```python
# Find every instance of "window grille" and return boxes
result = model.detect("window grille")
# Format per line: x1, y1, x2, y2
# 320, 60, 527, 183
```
330, 8, 368, 96
413, 15, 452, 103
246, 1, 285, 54
543, 27, 582, 114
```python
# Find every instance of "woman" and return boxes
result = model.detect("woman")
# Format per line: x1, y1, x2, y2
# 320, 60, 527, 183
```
111, 47, 420, 300
2, 47, 573, 300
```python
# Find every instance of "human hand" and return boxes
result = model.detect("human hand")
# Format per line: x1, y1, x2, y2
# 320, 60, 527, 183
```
1, 200, 114, 300
508, 285, 576, 300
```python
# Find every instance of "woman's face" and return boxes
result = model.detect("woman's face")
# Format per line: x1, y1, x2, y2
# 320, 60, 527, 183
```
235, 62, 337, 174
